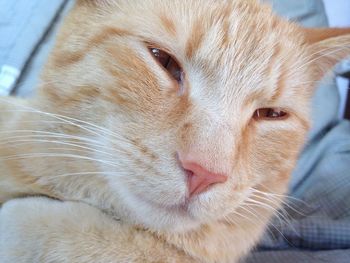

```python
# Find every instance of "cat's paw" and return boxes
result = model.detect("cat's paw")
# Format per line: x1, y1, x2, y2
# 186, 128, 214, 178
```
0, 197, 60, 262
0, 197, 103, 263
0, 197, 130, 263
0, 198, 194, 263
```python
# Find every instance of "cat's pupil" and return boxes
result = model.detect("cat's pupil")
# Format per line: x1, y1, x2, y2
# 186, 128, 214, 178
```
267, 109, 279, 117
151, 48, 170, 68
149, 48, 184, 85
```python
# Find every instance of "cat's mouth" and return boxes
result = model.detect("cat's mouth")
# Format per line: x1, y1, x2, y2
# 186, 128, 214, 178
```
159, 200, 190, 214
137, 191, 191, 215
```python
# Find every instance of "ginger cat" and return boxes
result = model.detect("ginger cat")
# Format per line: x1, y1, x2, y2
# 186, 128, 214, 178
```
0, 0, 349, 262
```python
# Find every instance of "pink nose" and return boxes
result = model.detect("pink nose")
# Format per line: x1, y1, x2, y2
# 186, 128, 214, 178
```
179, 160, 228, 197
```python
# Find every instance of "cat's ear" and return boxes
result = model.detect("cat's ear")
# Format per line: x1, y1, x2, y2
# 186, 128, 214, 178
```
302, 28, 350, 79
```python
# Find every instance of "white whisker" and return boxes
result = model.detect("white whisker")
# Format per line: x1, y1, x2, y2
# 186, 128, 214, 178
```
1, 139, 118, 159
50, 171, 116, 179
0, 132, 105, 147
0, 153, 119, 168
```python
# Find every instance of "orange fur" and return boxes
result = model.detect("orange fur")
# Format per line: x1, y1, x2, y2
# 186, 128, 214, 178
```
0, 0, 349, 262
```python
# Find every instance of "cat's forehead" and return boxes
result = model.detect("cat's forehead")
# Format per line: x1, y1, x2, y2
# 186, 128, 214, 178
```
59, 0, 309, 113
115, 0, 282, 53
107, 0, 306, 102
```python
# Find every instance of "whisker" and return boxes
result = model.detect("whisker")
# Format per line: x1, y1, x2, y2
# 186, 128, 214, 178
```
252, 185, 310, 207
49, 171, 116, 179
245, 197, 300, 237
2, 108, 113, 139
254, 192, 306, 217
1, 139, 119, 159
245, 198, 286, 225
0, 153, 119, 168
288, 45, 350, 79
0, 131, 105, 147
0, 99, 157, 168
234, 204, 278, 239
0, 105, 132, 147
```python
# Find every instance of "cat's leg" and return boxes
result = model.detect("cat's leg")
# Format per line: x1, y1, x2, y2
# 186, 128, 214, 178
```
0, 197, 193, 263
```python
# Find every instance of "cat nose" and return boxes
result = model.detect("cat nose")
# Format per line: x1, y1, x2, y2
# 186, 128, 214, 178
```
179, 157, 228, 197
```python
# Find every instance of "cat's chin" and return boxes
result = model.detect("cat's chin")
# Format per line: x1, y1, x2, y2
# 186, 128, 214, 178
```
115, 187, 208, 232
120, 187, 244, 234
127, 192, 201, 233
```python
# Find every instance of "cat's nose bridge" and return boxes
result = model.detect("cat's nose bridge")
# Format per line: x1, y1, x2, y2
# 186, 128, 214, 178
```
179, 116, 236, 179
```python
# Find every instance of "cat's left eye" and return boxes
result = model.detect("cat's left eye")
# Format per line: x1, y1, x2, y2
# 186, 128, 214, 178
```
149, 48, 184, 85
254, 108, 288, 120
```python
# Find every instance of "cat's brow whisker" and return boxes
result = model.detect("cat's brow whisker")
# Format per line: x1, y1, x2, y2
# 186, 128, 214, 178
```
289, 44, 344, 70
308, 44, 350, 61
289, 45, 350, 78
283, 45, 348, 83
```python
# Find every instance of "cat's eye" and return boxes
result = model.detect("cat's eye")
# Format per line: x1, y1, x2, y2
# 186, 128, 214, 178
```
254, 108, 288, 120
149, 48, 184, 85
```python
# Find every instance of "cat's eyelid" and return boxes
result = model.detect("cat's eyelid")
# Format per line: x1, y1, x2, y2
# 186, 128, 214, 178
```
146, 46, 180, 67
147, 43, 185, 89
144, 42, 174, 57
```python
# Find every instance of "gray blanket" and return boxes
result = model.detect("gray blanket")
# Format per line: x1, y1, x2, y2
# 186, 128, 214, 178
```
0, 0, 69, 96
245, 117, 350, 262
244, 1, 350, 261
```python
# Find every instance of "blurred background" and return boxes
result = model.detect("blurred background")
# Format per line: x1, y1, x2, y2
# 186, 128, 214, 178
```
0, 0, 73, 97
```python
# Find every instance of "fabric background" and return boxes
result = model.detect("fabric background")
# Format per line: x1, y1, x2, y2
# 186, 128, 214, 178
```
245, 1, 350, 262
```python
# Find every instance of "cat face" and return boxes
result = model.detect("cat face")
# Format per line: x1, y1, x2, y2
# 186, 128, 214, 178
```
37, 0, 349, 232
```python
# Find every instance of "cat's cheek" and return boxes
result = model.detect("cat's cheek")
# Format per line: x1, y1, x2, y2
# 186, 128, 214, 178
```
250, 121, 308, 185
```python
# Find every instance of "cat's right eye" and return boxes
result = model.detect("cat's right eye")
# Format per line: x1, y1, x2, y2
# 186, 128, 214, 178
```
149, 48, 184, 86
